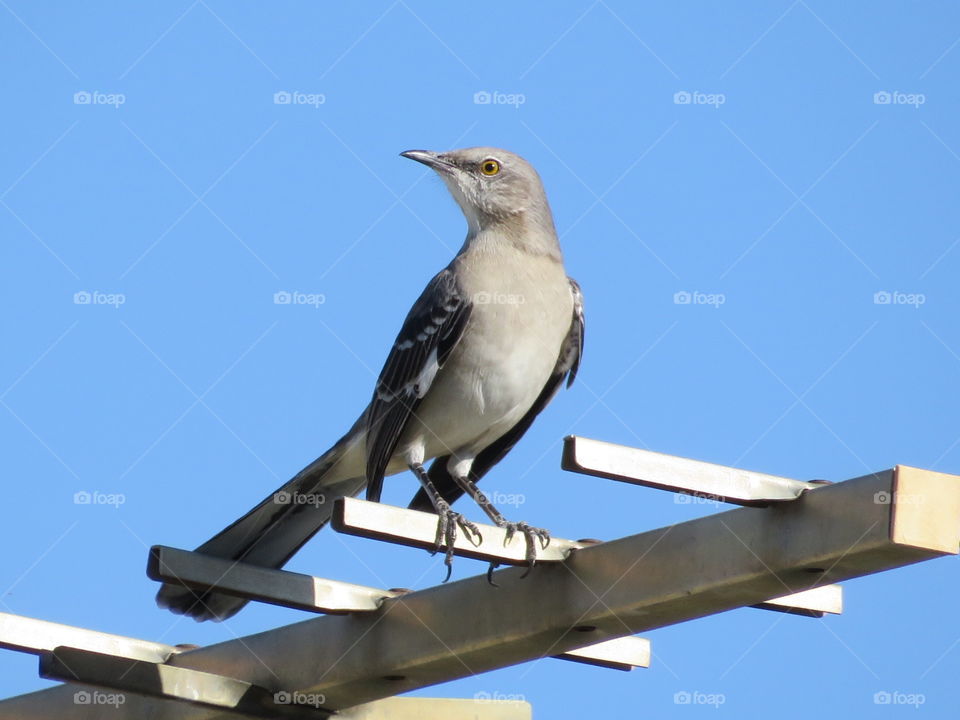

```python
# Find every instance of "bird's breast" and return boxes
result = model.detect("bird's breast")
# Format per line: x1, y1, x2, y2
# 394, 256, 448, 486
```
424, 251, 573, 450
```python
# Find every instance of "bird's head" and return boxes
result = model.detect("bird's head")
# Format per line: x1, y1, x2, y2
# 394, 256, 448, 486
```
400, 147, 556, 240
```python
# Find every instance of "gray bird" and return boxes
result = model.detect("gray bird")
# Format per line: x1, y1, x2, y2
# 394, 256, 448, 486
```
157, 147, 584, 621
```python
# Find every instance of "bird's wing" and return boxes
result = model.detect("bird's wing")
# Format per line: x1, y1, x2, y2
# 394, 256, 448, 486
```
365, 268, 473, 502
408, 277, 584, 511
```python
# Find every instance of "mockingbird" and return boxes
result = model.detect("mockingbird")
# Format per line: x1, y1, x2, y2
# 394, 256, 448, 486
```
157, 147, 584, 621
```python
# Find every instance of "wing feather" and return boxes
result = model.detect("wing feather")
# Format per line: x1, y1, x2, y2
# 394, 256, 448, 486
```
365, 269, 472, 501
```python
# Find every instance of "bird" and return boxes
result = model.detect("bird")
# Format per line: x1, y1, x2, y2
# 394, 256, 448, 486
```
156, 147, 584, 621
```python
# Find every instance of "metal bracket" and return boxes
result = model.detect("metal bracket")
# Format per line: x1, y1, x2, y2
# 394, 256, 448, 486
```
753, 584, 843, 617
149, 546, 397, 614
562, 435, 826, 506
338, 696, 532, 719
0, 611, 178, 663
556, 636, 650, 671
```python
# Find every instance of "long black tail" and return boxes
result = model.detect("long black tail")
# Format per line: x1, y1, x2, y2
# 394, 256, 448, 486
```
156, 438, 365, 622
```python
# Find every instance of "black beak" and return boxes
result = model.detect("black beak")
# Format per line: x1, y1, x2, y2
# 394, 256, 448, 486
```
400, 150, 454, 172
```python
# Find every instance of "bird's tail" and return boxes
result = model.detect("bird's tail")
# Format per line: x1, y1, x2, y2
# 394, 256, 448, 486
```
155, 432, 366, 621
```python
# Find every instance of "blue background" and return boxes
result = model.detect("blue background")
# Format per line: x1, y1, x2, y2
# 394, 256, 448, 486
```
2, 1, 960, 716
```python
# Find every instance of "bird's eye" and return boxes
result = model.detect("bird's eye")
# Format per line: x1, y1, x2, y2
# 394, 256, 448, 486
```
480, 159, 501, 176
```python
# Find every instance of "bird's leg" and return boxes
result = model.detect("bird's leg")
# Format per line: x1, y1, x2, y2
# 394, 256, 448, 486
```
450, 473, 550, 577
408, 463, 482, 580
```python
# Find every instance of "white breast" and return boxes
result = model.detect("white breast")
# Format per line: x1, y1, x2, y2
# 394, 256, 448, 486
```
399, 246, 574, 462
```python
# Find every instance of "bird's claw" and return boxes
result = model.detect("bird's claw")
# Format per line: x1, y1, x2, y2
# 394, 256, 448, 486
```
430, 501, 483, 582
500, 521, 551, 576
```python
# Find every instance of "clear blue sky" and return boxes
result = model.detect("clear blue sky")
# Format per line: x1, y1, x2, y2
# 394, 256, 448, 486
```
2, 1, 960, 717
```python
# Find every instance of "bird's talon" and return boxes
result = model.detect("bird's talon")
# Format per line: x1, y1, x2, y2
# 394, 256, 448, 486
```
457, 516, 483, 547
496, 520, 551, 573
430, 503, 484, 582
486, 561, 500, 587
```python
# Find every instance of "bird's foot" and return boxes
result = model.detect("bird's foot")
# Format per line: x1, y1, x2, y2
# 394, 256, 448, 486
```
430, 500, 483, 581
499, 521, 551, 577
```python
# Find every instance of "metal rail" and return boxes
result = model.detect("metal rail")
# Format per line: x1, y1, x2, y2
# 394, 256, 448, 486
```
1, 448, 957, 719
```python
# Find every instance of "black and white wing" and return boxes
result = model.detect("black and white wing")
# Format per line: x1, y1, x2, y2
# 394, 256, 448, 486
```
408, 277, 584, 511
365, 268, 472, 502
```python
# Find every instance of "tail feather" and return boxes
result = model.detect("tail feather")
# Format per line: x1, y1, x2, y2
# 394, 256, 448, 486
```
156, 436, 365, 621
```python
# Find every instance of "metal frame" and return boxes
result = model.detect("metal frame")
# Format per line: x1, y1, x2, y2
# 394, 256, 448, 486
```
1, 444, 958, 719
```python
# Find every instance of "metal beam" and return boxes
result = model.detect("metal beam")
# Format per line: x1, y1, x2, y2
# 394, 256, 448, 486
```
332, 498, 583, 564
40, 647, 330, 719
562, 435, 824, 505
148, 546, 397, 614
2, 462, 956, 718
0, 612, 178, 663
148, 545, 651, 670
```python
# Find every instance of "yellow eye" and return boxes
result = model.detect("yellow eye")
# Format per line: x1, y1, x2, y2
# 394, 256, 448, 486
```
480, 159, 500, 176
